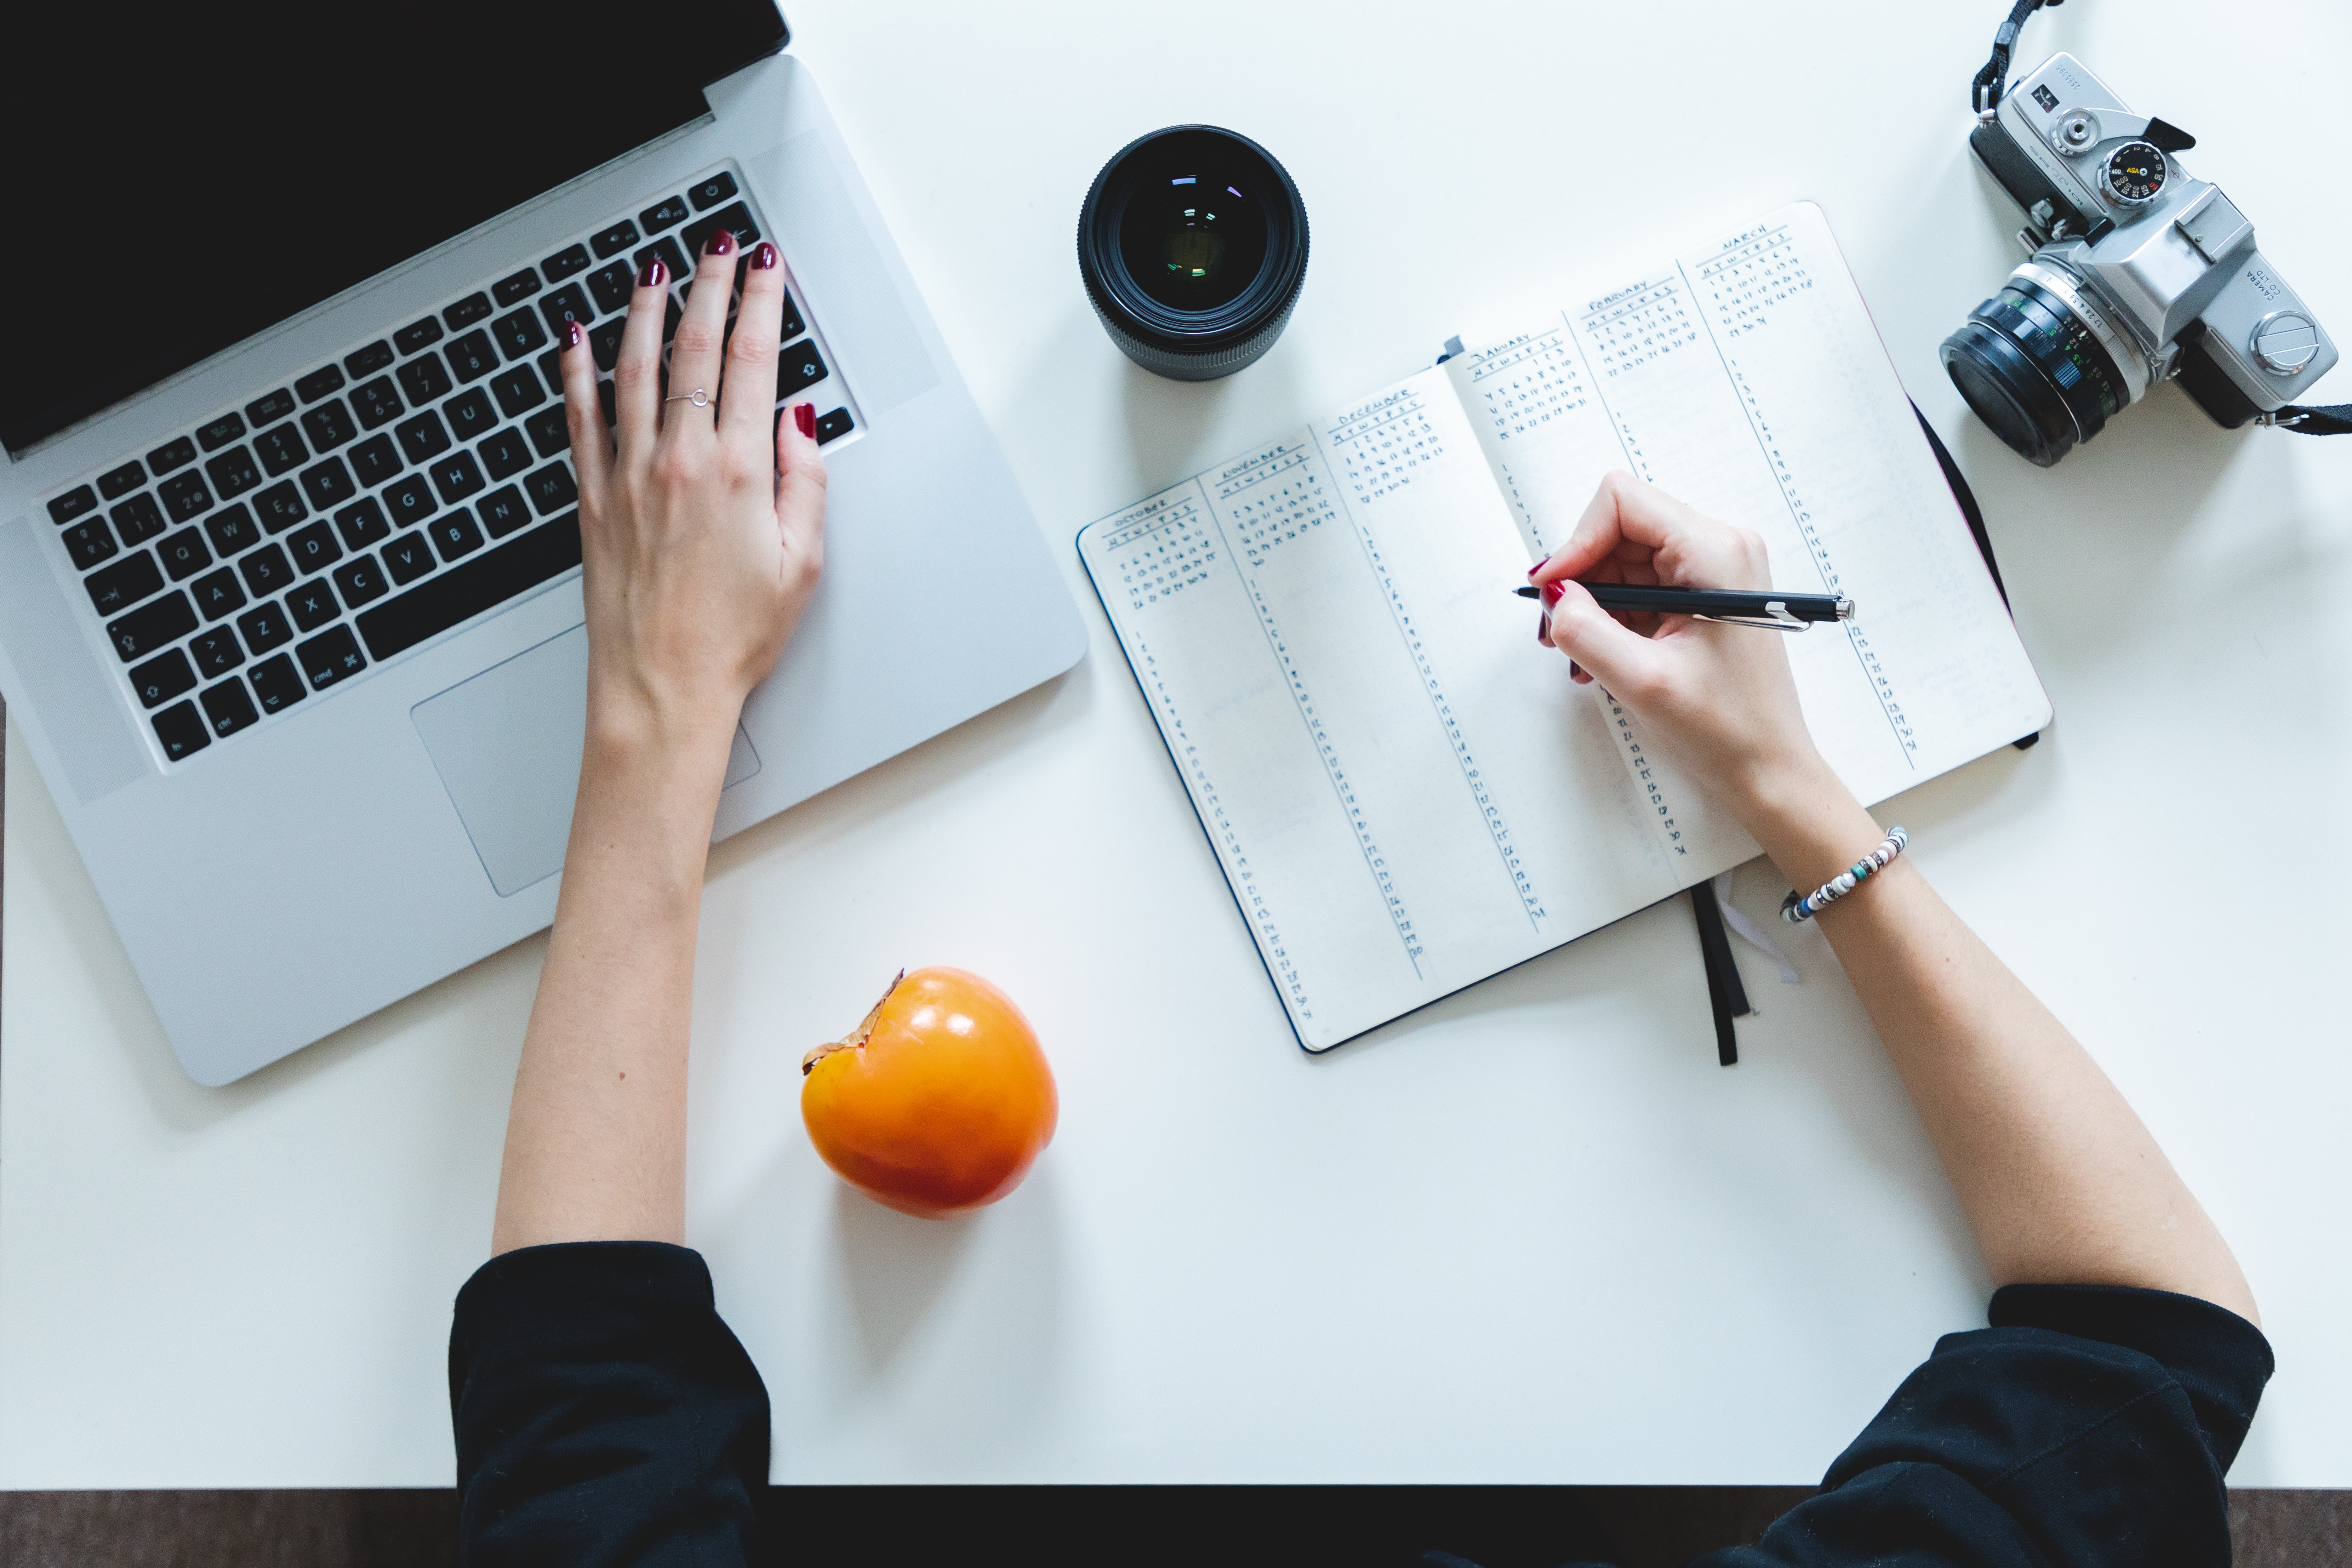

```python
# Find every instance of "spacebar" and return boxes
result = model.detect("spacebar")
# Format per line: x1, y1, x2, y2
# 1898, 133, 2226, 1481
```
355, 512, 582, 662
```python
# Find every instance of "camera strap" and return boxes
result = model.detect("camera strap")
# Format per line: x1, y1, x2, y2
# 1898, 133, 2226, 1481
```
1972, 0, 2065, 115
2263, 405, 2352, 436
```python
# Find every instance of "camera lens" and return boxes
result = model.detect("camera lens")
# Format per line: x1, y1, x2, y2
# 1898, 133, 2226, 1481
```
1940, 266, 2140, 467
1079, 126, 1309, 381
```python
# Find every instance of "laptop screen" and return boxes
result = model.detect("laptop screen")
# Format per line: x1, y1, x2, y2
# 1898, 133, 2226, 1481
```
1, 1, 789, 457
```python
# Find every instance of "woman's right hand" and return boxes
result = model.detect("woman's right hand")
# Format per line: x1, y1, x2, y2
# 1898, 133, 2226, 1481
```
1532, 473, 1838, 832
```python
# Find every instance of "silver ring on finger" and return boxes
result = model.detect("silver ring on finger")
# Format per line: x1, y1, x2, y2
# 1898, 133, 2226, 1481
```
663, 387, 712, 409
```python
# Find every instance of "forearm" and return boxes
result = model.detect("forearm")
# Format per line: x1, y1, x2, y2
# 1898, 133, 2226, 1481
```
489, 702, 735, 1255
1742, 764, 2257, 1322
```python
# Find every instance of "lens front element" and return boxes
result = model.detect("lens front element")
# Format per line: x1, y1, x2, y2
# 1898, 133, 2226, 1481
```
1125, 176, 1265, 311
1941, 269, 2132, 467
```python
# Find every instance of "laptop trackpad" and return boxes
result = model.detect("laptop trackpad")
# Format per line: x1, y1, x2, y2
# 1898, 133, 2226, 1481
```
411, 624, 760, 897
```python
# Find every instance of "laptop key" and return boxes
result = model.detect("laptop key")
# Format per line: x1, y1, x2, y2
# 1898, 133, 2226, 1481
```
523, 461, 577, 516
444, 388, 497, 443
399, 313, 449, 352
190, 566, 246, 621
297, 456, 356, 511
110, 493, 168, 547
253, 480, 307, 534
287, 578, 341, 633
62, 518, 118, 570
492, 268, 541, 307
641, 193, 691, 232
300, 398, 358, 452
682, 204, 758, 265
356, 511, 581, 661
200, 677, 259, 737
129, 647, 197, 708
205, 445, 261, 499
197, 412, 247, 451
189, 626, 244, 677
287, 521, 342, 575
777, 339, 828, 400
108, 590, 198, 661
350, 433, 403, 489
446, 330, 500, 383
383, 474, 438, 531
293, 365, 345, 403
248, 653, 306, 712
396, 350, 454, 407
491, 306, 547, 361
815, 407, 854, 444
542, 244, 592, 283
296, 625, 367, 689
147, 435, 198, 475
586, 261, 635, 315
239, 543, 297, 598
152, 700, 210, 760
478, 484, 531, 538
777, 290, 805, 342
589, 319, 624, 371
632, 237, 688, 294
429, 507, 485, 561
333, 553, 389, 607
98, 462, 147, 500
489, 366, 544, 421
344, 340, 395, 378
87, 552, 164, 615
352, 376, 404, 429
687, 171, 737, 211
48, 485, 99, 524
591, 219, 639, 259
160, 470, 213, 523
431, 451, 487, 507
238, 600, 295, 655
245, 388, 299, 428
480, 428, 534, 481
335, 497, 392, 550
395, 410, 452, 464
381, 531, 435, 584
158, 526, 211, 580
203, 502, 261, 558
538, 283, 594, 339
255, 422, 310, 476
524, 405, 569, 458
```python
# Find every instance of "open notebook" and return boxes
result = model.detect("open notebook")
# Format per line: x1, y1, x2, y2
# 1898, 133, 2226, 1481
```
1078, 203, 2051, 1051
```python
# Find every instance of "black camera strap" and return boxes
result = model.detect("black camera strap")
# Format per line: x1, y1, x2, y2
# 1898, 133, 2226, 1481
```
2265, 404, 2352, 436
1971, 0, 2065, 115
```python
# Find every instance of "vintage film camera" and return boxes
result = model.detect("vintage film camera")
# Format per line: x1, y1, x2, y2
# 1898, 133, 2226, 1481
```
1942, 12, 2342, 466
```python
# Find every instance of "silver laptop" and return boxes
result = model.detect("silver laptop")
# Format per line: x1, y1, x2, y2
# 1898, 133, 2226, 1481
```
0, 5, 1085, 1084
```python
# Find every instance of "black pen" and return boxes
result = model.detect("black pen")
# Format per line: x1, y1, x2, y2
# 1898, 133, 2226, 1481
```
1515, 582, 1855, 631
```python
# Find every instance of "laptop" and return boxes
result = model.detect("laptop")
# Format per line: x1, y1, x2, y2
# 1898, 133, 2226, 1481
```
0, 4, 1086, 1084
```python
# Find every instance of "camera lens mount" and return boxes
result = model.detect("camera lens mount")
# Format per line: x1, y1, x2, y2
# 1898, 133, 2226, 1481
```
1941, 262, 2151, 466
1078, 125, 1309, 381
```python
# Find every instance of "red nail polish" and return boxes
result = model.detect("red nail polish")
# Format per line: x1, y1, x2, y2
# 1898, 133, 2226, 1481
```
706, 227, 736, 258
1526, 565, 1541, 579
564, 319, 583, 350
793, 402, 816, 438
637, 257, 666, 289
1536, 612, 1551, 645
1541, 581, 1563, 607
753, 241, 778, 271
1569, 660, 1584, 679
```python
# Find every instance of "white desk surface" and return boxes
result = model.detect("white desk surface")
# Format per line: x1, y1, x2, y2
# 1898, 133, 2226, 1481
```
6, 0, 2350, 1489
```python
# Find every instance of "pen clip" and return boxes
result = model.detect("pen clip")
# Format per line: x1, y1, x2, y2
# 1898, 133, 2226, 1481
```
1695, 601, 1807, 632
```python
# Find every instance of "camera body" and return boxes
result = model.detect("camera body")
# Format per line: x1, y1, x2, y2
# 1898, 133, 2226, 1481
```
1943, 52, 2337, 465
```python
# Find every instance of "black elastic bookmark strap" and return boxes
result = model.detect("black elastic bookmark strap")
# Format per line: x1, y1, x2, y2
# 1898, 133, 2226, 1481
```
2270, 404, 2352, 436
1914, 403, 2042, 751
1689, 882, 1749, 1067
1973, 0, 2064, 114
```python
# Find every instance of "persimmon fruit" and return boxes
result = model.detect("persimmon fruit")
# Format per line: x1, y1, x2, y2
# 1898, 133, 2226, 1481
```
800, 967, 1057, 1219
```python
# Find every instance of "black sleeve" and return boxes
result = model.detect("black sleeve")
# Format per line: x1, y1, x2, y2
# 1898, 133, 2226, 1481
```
447, 1241, 771, 1567
1694, 1284, 2273, 1568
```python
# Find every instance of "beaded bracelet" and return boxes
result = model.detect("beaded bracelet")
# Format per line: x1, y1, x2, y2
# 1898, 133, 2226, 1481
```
1780, 826, 1908, 924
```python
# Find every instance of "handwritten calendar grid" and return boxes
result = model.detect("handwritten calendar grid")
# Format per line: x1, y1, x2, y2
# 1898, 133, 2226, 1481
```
1324, 393, 1447, 504
1100, 491, 1222, 611
1694, 226, 1814, 338
1131, 638, 1312, 1017
1471, 330, 1593, 443
1218, 456, 1340, 569
1337, 505, 1548, 931
1580, 278, 1706, 380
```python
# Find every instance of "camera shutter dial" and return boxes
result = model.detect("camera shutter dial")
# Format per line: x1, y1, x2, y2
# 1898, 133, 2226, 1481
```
2100, 142, 2169, 205
2048, 109, 2101, 156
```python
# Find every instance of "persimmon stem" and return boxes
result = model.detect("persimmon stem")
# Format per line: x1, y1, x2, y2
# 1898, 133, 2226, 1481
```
802, 968, 907, 1076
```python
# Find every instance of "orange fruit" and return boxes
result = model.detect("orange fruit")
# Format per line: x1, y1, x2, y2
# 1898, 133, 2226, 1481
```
800, 967, 1057, 1219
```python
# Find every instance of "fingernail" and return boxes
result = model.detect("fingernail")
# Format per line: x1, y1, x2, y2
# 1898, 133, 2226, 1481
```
637, 257, 667, 289
793, 402, 816, 438
1537, 612, 1551, 645
753, 241, 778, 271
706, 227, 736, 258
1526, 564, 1541, 579
564, 319, 584, 350
1569, 660, 1584, 679
1541, 581, 1563, 607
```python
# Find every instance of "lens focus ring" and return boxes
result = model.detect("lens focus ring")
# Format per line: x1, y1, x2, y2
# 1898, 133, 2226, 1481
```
1940, 268, 2133, 467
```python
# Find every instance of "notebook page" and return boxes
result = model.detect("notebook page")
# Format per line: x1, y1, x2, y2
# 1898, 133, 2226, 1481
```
1447, 201, 2051, 851
1079, 371, 1679, 1050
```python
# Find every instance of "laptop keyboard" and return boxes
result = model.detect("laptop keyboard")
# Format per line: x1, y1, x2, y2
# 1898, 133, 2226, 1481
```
39, 164, 856, 766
